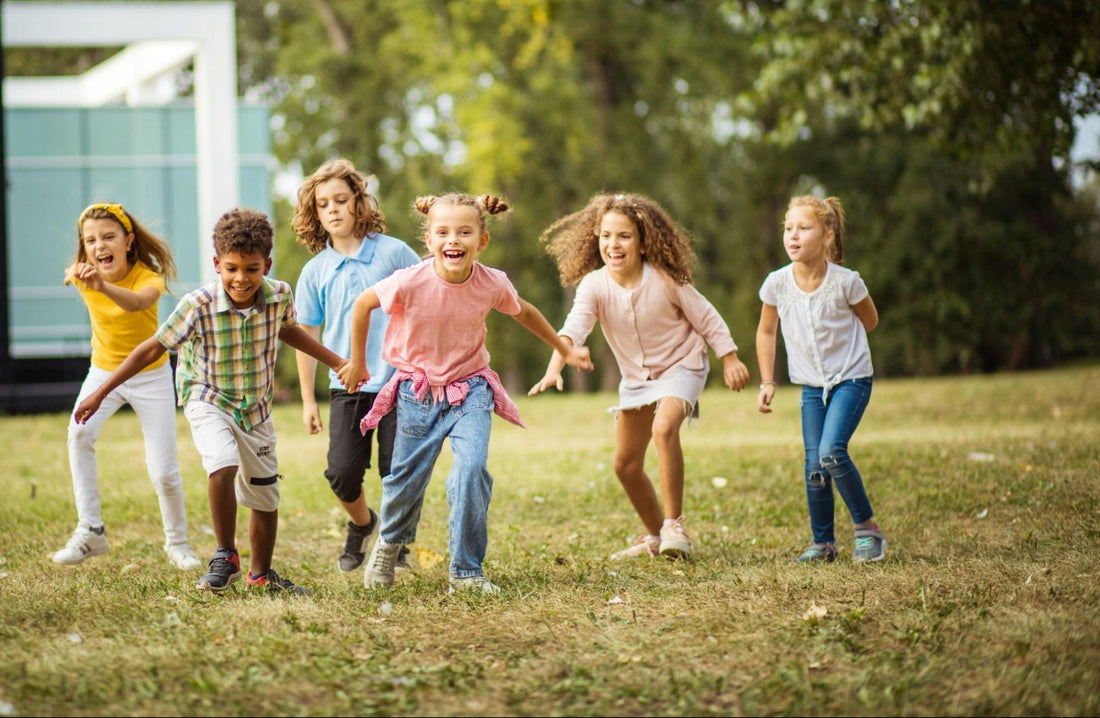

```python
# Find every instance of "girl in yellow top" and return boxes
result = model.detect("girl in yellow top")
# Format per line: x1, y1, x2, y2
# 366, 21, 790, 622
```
53, 203, 201, 571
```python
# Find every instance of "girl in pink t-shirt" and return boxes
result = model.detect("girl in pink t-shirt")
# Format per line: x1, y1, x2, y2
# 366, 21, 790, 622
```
338, 193, 592, 593
530, 192, 750, 561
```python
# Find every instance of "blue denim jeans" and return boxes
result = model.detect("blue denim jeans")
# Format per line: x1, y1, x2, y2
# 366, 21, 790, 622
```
378, 376, 494, 579
800, 377, 875, 544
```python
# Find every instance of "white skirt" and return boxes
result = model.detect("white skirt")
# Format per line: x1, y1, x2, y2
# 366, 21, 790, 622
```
608, 363, 709, 421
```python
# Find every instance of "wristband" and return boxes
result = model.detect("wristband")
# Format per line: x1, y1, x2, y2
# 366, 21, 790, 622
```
760, 381, 776, 389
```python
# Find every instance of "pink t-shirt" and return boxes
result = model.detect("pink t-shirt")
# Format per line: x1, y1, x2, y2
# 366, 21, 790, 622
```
374, 259, 522, 387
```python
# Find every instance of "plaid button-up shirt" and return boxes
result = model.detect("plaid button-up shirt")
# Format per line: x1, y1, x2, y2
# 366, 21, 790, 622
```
157, 277, 296, 431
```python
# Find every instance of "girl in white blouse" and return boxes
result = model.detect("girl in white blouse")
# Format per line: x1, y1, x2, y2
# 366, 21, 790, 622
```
756, 195, 886, 563
530, 192, 750, 561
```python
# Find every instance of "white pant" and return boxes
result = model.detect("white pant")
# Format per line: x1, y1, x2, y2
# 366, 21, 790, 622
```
67, 362, 191, 548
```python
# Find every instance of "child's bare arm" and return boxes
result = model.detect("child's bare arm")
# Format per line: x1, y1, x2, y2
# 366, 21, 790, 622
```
513, 298, 593, 371
74, 336, 167, 423
529, 337, 571, 395
336, 288, 381, 392
64, 263, 159, 312
852, 294, 879, 333
294, 323, 324, 434
755, 303, 779, 413
280, 324, 345, 372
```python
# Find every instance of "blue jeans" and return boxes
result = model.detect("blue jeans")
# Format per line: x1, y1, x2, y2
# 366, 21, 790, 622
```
800, 378, 875, 544
378, 376, 494, 579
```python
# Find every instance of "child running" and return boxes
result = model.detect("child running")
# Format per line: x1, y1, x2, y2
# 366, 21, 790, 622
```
55, 202, 201, 570
755, 195, 886, 563
292, 158, 420, 573
75, 208, 348, 593
530, 192, 750, 560
337, 193, 593, 594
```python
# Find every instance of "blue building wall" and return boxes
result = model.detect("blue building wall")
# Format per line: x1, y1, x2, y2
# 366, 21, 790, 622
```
3, 104, 272, 360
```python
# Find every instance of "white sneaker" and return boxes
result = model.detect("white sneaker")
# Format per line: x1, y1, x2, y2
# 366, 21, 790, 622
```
364, 539, 402, 588
165, 543, 203, 571
659, 516, 694, 559
53, 525, 109, 565
448, 575, 501, 594
610, 534, 660, 560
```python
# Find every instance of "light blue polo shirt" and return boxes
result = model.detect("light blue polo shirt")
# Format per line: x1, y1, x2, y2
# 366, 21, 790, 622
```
295, 232, 421, 393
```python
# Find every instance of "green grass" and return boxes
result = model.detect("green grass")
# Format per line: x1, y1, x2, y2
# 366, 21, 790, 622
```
1, 365, 1099, 716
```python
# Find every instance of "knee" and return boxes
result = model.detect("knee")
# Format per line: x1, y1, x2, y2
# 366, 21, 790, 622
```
650, 419, 679, 448
68, 423, 96, 449
325, 469, 363, 504
819, 451, 849, 471
613, 454, 643, 479
806, 470, 829, 490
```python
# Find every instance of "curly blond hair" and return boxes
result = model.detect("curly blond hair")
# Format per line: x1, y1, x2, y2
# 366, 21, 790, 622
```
539, 192, 696, 286
292, 158, 386, 254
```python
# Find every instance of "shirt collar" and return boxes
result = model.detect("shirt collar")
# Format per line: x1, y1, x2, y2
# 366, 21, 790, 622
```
214, 276, 273, 314
327, 233, 380, 267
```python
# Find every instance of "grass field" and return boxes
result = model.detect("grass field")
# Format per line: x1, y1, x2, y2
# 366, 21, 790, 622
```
1, 365, 1098, 716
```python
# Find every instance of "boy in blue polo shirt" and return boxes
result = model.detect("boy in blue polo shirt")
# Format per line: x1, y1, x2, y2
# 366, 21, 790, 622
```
291, 159, 421, 573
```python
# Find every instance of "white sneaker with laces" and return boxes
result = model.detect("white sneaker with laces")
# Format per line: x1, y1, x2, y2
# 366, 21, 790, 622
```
448, 575, 501, 594
364, 539, 402, 588
659, 516, 694, 559
609, 534, 660, 560
165, 543, 203, 571
53, 525, 109, 565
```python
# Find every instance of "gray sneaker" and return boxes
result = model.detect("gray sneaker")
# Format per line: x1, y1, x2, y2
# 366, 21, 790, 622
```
796, 543, 839, 563
852, 526, 886, 562
364, 539, 402, 588
338, 509, 378, 572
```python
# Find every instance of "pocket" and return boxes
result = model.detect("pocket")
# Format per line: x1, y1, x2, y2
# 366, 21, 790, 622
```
396, 387, 430, 437
452, 378, 494, 418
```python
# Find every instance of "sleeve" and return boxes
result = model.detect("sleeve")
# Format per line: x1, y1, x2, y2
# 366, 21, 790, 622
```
759, 271, 778, 305
558, 273, 600, 347
669, 280, 738, 356
294, 261, 324, 327
493, 273, 522, 316
133, 266, 166, 298
844, 269, 870, 305
373, 272, 402, 315
155, 296, 196, 351
280, 281, 297, 327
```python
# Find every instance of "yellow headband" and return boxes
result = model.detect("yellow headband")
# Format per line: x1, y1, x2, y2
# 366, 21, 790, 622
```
79, 203, 133, 234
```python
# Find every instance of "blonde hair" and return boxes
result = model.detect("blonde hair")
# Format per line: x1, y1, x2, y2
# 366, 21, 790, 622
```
293, 158, 386, 254
539, 192, 696, 286
787, 195, 846, 265
75, 203, 178, 284
413, 193, 510, 238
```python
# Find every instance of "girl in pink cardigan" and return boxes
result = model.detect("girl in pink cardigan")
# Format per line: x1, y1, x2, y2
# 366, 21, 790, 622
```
530, 192, 750, 560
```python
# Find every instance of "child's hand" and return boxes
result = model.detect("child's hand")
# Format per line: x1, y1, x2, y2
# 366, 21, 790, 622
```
337, 359, 368, 393
722, 353, 750, 392
65, 262, 103, 291
563, 345, 593, 372
74, 393, 104, 425
528, 370, 564, 395
757, 384, 775, 413
302, 399, 323, 434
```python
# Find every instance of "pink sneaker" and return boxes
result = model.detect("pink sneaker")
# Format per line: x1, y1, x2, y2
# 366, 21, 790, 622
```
659, 516, 694, 559
609, 534, 660, 560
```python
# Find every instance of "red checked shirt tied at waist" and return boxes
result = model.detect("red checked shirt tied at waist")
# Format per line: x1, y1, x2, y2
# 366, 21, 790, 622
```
359, 367, 525, 434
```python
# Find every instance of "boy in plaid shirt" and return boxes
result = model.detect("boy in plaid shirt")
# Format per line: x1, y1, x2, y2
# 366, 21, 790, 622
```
75, 208, 346, 594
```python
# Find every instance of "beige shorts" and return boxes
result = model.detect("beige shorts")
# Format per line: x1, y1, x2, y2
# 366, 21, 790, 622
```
183, 401, 280, 512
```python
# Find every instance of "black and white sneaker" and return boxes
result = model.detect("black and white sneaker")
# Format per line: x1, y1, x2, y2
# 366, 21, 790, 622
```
196, 548, 241, 592
338, 509, 379, 572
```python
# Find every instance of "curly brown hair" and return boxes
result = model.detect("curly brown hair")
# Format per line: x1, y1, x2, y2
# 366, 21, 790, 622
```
539, 192, 696, 287
213, 208, 274, 258
413, 193, 510, 239
75, 203, 178, 285
292, 158, 387, 254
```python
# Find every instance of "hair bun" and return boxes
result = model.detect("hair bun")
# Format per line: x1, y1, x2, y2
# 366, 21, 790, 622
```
414, 196, 437, 215
480, 195, 510, 215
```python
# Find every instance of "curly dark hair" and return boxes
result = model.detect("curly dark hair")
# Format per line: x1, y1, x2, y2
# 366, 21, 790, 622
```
412, 193, 510, 240
539, 192, 696, 286
292, 158, 387, 254
213, 208, 274, 258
